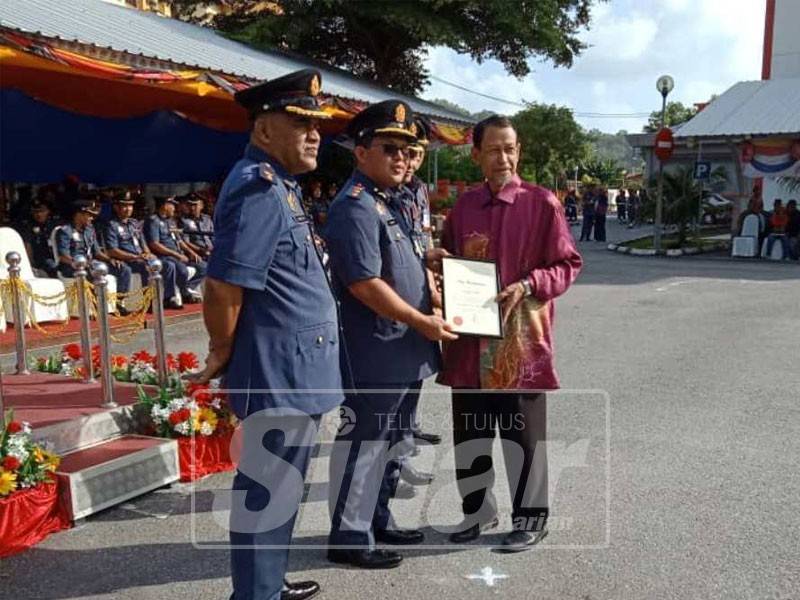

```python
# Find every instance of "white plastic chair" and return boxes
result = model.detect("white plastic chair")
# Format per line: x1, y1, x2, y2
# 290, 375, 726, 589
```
0, 227, 68, 325
49, 225, 117, 315
731, 214, 760, 258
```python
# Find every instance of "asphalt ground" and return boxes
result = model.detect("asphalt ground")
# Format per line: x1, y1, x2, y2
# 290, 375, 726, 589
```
2, 220, 798, 600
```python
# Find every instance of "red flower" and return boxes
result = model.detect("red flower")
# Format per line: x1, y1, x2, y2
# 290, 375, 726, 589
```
132, 350, 154, 365
6, 421, 22, 434
2, 456, 21, 471
111, 355, 128, 369
185, 382, 212, 405
91, 345, 101, 369
177, 352, 199, 372
166, 353, 179, 372
63, 343, 82, 361
168, 408, 191, 426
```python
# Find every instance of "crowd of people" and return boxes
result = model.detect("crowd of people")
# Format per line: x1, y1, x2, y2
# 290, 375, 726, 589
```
564, 185, 643, 243
8, 186, 215, 312
737, 190, 800, 260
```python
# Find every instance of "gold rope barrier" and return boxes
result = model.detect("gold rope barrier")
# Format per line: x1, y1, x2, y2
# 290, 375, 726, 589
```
0, 278, 77, 336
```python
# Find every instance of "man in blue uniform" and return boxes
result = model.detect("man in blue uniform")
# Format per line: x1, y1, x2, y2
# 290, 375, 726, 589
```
179, 193, 214, 260
325, 100, 456, 569
56, 198, 132, 315
21, 201, 59, 277
144, 196, 205, 303
189, 69, 341, 600
103, 193, 182, 310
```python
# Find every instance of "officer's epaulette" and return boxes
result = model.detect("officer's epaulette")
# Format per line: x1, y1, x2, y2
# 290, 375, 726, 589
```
258, 162, 276, 184
348, 183, 365, 199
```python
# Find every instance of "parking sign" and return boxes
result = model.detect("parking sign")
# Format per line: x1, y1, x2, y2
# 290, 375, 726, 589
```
693, 161, 711, 180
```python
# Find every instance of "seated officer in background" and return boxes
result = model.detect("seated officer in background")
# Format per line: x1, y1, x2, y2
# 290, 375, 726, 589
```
21, 201, 59, 277
179, 193, 214, 260
325, 100, 455, 569
56, 199, 131, 315
103, 192, 182, 310
145, 196, 205, 303
190, 68, 341, 600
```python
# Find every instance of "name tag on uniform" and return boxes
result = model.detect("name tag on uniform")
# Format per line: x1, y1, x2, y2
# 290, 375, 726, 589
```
387, 218, 398, 226
293, 215, 310, 224
71, 231, 80, 241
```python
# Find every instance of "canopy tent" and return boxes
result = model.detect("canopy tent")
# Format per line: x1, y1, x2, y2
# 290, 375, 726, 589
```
0, 0, 473, 183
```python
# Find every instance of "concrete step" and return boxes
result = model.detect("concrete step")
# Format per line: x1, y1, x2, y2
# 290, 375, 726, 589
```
56, 435, 179, 521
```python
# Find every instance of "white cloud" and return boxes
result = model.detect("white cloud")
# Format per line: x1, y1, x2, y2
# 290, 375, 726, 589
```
420, 0, 766, 133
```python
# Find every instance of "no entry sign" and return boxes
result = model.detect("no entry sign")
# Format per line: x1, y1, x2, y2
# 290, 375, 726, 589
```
654, 127, 675, 161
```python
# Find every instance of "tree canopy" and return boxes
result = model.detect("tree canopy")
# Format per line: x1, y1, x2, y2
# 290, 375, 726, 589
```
173, 0, 598, 94
643, 101, 697, 132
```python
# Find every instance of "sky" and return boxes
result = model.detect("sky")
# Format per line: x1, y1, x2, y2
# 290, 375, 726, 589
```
421, 0, 766, 133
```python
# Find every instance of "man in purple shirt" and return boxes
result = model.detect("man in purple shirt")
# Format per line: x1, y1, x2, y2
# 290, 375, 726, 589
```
440, 115, 583, 552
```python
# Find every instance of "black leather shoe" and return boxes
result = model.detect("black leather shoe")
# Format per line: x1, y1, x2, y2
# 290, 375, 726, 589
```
448, 516, 499, 543
493, 528, 549, 553
400, 467, 434, 486
164, 299, 184, 310
326, 548, 403, 569
374, 528, 424, 545
413, 430, 442, 445
181, 292, 202, 304
115, 304, 131, 316
281, 579, 320, 600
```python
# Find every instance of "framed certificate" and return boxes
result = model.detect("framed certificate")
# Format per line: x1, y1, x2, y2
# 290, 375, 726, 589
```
441, 256, 503, 338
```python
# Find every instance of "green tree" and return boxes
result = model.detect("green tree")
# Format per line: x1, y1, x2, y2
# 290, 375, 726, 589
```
643, 101, 697, 132
581, 157, 624, 185
643, 164, 727, 246
422, 146, 482, 184
173, 0, 598, 94
428, 98, 472, 118
511, 102, 589, 184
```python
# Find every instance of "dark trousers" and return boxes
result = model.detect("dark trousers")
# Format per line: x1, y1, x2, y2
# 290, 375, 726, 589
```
593, 214, 607, 241
59, 260, 132, 294
328, 382, 419, 547
161, 257, 206, 294
230, 413, 320, 600
452, 390, 548, 531
397, 380, 423, 461
126, 258, 178, 301
580, 215, 594, 241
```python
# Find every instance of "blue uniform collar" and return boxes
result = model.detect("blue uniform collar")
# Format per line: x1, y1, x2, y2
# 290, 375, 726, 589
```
245, 144, 297, 188
352, 169, 387, 197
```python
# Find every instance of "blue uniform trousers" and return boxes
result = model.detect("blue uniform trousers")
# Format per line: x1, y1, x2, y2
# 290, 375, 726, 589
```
328, 382, 421, 548
125, 259, 178, 302
230, 413, 320, 600
396, 380, 423, 462
161, 257, 206, 294
59, 261, 132, 294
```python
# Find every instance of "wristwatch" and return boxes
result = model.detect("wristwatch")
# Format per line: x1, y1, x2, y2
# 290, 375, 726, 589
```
520, 278, 533, 297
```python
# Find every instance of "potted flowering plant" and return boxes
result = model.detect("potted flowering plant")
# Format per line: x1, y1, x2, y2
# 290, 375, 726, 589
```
134, 381, 237, 481
0, 412, 69, 558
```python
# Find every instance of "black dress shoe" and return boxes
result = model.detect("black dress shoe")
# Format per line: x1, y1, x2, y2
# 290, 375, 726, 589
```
448, 516, 499, 543
115, 304, 131, 316
413, 430, 442, 445
493, 528, 549, 553
281, 579, 320, 600
326, 548, 403, 569
393, 481, 417, 499
399, 467, 434, 486
374, 528, 425, 545
164, 299, 184, 310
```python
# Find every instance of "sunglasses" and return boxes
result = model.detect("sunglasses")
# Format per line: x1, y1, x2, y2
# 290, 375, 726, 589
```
376, 143, 411, 159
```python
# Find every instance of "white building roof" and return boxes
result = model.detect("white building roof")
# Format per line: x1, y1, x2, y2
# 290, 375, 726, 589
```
676, 78, 800, 139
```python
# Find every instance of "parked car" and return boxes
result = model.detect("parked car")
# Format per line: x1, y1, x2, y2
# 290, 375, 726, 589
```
701, 193, 733, 225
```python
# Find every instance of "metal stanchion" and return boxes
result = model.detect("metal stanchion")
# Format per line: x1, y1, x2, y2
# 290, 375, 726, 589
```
90, 261, 117, 408
0, 369, 5, 428
147, 258, 168, 389
72, 254, 95, 383
5, 251, 30, 375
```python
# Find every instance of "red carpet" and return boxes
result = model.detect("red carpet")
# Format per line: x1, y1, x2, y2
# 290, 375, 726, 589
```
0, 303, 202, 353
2, 372, 142, 430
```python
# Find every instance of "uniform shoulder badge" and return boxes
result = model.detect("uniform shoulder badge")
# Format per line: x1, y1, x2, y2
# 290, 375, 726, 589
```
259, 162, 275, 183
348, 183, 365, 199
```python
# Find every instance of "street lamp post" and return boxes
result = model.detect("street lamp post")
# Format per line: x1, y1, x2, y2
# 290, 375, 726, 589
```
654, 74, 674, 252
